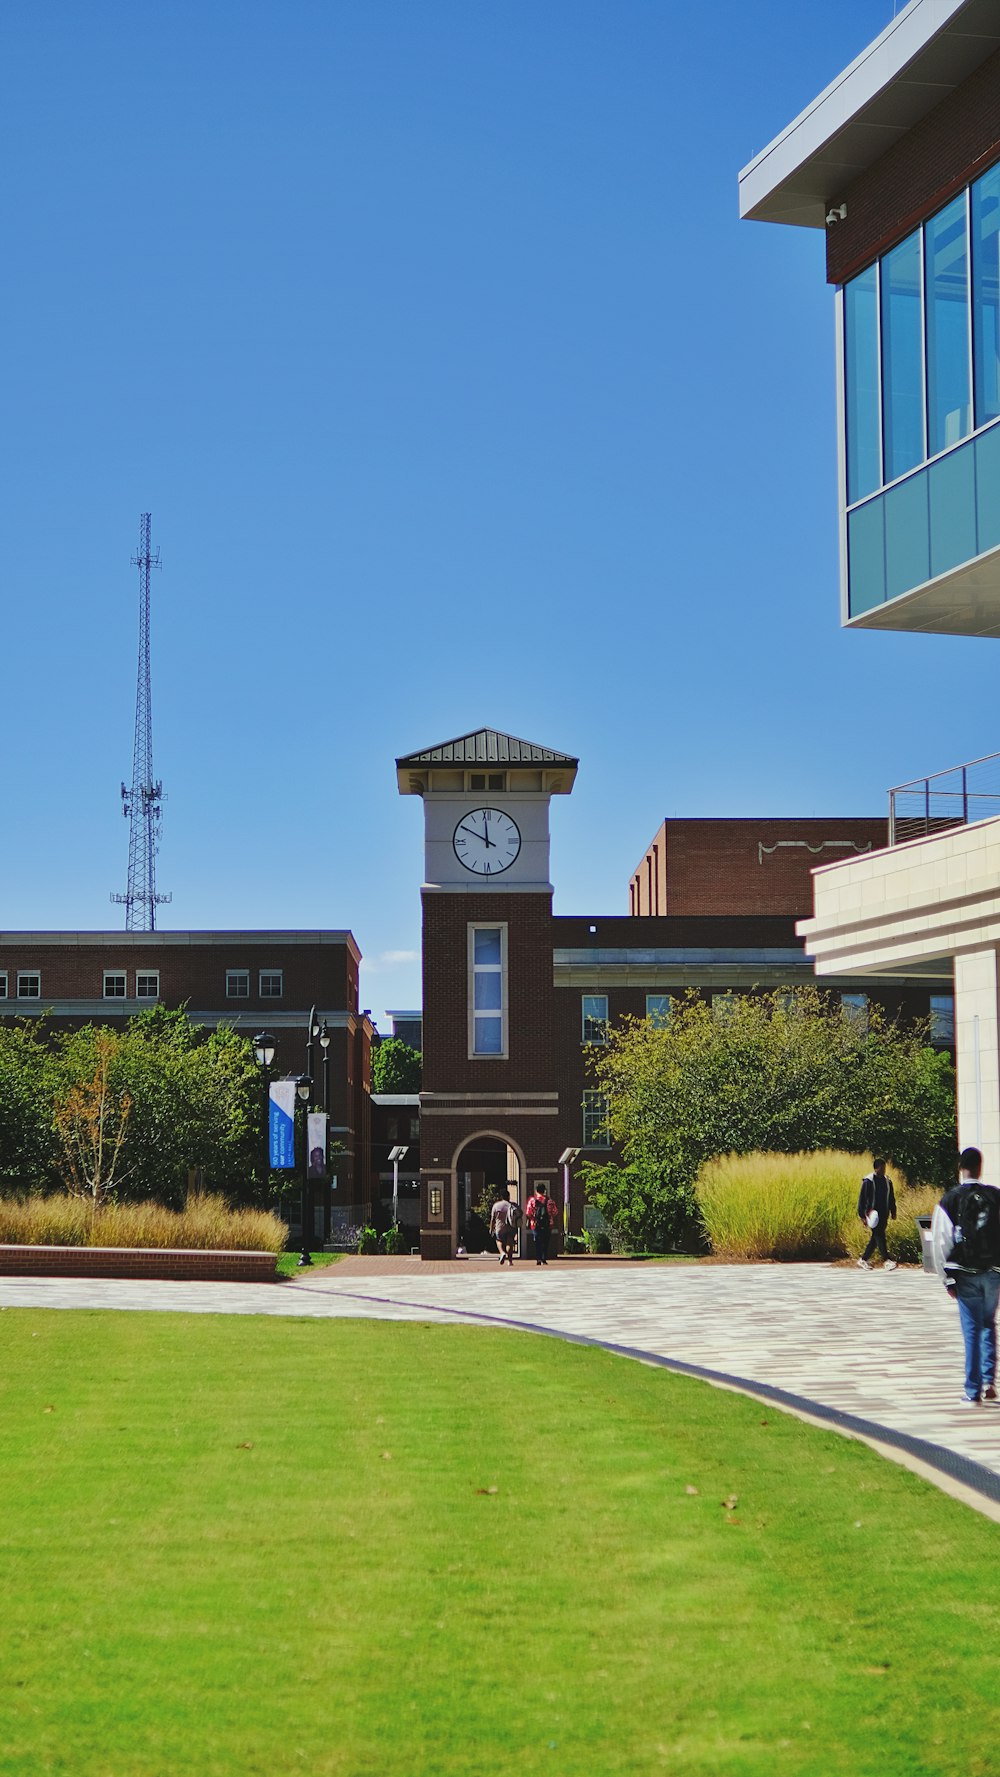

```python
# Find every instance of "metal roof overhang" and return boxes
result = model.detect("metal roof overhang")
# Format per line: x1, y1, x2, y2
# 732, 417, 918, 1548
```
848, 544, 1000, 638
739, 0, 1000, 229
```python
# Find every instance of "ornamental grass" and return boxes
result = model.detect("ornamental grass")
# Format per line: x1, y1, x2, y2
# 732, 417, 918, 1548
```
0, 1192, 287, 1252
695, 1149, 937, 1263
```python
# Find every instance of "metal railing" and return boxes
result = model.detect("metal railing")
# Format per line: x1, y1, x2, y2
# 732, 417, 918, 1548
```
889, 749, 1000, 844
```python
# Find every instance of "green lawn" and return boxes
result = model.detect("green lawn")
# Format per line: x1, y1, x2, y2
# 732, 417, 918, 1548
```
2, 1311, 1000, 1776
274, 1250, 344, 1278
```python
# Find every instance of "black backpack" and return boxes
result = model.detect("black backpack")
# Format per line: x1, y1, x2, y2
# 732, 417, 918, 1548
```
954, 1185, 1000, 1270
534, 1196, 550, 1234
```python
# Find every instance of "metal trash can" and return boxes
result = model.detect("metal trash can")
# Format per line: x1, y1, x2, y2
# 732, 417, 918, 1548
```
916, 1214, 936, 1274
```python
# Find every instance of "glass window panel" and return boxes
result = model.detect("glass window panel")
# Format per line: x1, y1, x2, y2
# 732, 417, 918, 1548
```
926, 196, 971, 454
646, 994, 671, 1026
884, 472, 930, 601
930, 994, 955, 1044
582, 994, 608, 1043
881, 231, 925, 479
474, 972, 502, 1011
972, 166, 1000, 426
929, 439, 976, 578
844, 267, 881, 501
474, 1017, 503, 1055
473, 927, 502, 965
975, 423, 1000, 555
847, 497, 886, 615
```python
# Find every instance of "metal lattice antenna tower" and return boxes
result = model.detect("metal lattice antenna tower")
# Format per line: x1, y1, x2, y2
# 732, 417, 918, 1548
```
111, 513, 171, 930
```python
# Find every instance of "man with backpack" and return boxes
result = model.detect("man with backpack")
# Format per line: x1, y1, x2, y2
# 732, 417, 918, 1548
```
932, 1146, 1000, 1407
489, 1189, 522, 1266
525, 1184, 558, 1267
856, 1158, 898, 1270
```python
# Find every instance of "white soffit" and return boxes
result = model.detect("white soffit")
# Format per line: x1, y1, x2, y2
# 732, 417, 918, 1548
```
739, 0, 1000, 229
847, 545, 1000, 639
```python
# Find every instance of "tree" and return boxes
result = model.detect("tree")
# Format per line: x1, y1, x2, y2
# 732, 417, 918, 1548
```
371, 1037, 421, 1094
581, 987, 956, 1248
53, 1030, 132, 1205
0, 1022, 62, 1188
52, 1008, 263, 1207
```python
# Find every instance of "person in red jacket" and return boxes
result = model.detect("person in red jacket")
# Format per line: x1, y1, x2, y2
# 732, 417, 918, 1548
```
525, 1184, 559, 1266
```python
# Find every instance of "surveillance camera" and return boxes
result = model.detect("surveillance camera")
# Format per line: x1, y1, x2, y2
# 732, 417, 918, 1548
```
826, 203, 848, 226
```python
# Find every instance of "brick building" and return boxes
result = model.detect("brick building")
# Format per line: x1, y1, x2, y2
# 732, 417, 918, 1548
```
628, 818, 888, 918
399, 729, 948, 1259
0, 929, 374, 1203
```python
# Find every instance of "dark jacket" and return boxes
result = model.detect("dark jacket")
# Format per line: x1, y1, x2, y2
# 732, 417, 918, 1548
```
858, 1172, 897, 1224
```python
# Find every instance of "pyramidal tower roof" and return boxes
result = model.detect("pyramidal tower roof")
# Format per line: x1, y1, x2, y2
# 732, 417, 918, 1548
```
397, 728, 577, 768
396, 729, 578, 793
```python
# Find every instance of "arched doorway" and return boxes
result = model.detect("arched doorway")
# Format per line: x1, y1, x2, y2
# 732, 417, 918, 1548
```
453, 1132, 522, 1252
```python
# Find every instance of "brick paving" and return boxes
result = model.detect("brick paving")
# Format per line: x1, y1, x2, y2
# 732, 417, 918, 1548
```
5, 1257, 1000, 1509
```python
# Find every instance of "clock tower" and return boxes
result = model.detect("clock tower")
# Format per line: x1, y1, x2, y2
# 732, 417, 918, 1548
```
396, 729, 578, 1258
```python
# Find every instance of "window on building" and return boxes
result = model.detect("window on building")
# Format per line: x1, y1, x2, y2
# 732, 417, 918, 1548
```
469, 771, 505, 791
582, 1090, 610, 1148
881, 229, 925, 480
259, 971, 283, 1000
930, 994, 955, 1044
841, 992, 869, 1027
973, 164, 1000, 427
17, 972, 40, 1000
712, 992, 737, 1020
646, 994, 672, 1026
136, 972, 159, 1000
582, 994, 608, 1044
226, 970, 249, 998
845, 263, 881, 502
0, 972, 7, 999
103, 971, 127, 998
470, 925, 506, 1056
926, 195, 971, 454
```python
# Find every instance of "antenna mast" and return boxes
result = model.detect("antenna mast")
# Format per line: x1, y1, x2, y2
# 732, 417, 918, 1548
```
112, 513, 171, 930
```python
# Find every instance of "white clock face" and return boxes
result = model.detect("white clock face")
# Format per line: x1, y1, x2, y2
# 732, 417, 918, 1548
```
453, 807, 521, 876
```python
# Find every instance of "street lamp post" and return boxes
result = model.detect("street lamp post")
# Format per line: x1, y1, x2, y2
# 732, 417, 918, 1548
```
558, 1147, 581, 1238
319, 1018, 331, 1112
296, 1074, 313, 1267
252, 1031, 276, 1194
388, 1144, 408, 1230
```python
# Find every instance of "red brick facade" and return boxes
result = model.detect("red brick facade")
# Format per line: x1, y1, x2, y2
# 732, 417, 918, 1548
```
826, 46, 1000, 286
628, 818, 887, 918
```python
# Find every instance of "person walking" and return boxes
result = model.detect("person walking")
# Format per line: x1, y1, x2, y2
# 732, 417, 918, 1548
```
856, 1158, 898, 1270
525, 1183, 558, 1267
932, 1146, 1000, 1407
489, 1190, 517, 1266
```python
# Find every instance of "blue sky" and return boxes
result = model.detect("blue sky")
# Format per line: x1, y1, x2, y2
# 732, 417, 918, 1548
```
3, 0, 995, 1029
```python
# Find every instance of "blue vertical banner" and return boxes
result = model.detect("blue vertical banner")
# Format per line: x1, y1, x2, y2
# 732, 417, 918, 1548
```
269, 1080, 297, 1170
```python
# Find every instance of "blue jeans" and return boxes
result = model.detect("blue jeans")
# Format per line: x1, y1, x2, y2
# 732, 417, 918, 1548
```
953, 1271, 1000, 1400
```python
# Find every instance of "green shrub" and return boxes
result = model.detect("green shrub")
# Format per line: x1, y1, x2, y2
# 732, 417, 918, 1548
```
0, 1192, 287, 1252
583, 1227, 611, 1255
356, 1225, 381, 1255
695, 1150, 939, 1263
381, 1224, 407, 1255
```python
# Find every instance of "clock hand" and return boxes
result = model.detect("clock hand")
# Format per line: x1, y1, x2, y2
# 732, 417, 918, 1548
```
459, 823, 486, 841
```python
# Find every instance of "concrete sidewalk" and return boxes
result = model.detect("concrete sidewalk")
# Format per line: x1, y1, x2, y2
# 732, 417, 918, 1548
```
5, 1259, 999, 1515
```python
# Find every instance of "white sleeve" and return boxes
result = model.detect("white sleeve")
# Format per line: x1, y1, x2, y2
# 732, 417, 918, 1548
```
930, 1202, 955, 1281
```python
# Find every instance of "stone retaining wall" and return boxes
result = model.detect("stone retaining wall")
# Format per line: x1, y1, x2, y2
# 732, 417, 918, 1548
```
0, 1245, 278, 1282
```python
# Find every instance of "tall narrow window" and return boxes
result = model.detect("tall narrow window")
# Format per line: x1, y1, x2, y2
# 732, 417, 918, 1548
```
582, 1091, 610, 1148
582, 994, 608, 1044
881, 231, 924, 480
646, 994, 671, 1026
0, 972, 7, 998
929, 994, 955, 1044
972, 165, 1000, 427
470, 926, 506, 1057
844, 265, 881, 501
926, 195, 971, 455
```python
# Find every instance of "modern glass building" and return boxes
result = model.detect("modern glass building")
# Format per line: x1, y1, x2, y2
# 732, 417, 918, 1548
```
739, 0, 1000, 638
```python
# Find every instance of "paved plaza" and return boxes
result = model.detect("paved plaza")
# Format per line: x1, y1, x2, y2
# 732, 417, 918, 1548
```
5, 1257, 1000, 1514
